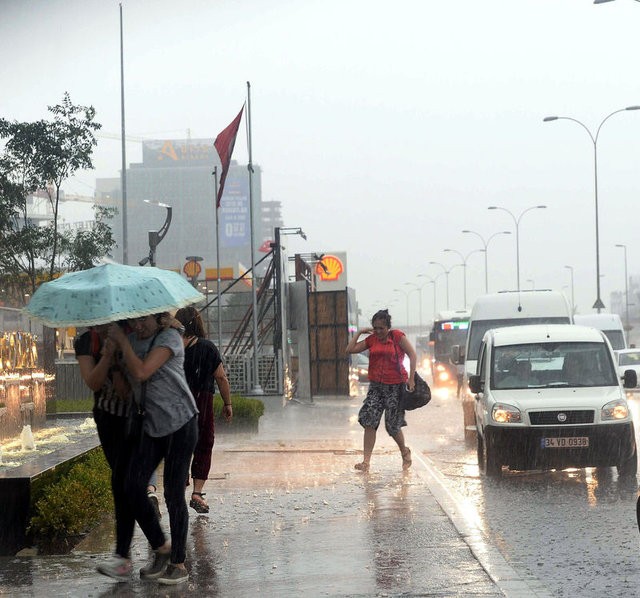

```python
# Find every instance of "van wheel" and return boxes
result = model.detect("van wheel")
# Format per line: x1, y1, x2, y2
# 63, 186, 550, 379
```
618, 446, 638, 478
483, 436, 502, 478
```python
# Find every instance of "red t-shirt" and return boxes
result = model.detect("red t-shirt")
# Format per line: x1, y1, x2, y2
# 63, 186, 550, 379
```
365, 329, 407, 384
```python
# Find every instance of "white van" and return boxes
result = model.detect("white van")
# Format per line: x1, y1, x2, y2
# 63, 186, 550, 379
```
574, 313, 626, 351
469, 324, 637, 477
457, 290, 572, 442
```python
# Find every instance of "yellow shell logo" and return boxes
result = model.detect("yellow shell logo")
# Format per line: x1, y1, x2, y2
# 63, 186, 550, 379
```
316, 255, 343, 281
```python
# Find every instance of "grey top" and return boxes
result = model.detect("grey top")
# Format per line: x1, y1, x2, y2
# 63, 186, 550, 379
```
129, 327, 198, 437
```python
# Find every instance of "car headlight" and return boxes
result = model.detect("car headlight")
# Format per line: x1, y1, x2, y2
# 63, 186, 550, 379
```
438, 371, 450, 382
492, 402, 522, 424
601, 399, 629, 421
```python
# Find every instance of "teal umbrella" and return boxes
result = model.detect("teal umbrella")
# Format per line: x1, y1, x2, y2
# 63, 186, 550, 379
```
23, 263, 204, 327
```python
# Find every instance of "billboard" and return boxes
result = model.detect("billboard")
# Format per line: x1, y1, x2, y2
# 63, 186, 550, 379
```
142, 138, 216, 168
219, 171, 250, 248
314, 252, 348, 291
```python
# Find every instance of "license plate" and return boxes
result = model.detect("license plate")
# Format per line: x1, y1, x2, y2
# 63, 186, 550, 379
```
541, 437, 589, 449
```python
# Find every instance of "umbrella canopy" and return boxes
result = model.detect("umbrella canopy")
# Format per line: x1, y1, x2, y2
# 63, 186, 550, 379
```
23, 263, 205, 327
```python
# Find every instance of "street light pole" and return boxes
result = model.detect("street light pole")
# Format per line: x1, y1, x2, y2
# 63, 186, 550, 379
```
564, 265, 575, 315
461, 229, 511, 293
417, 273, 436, 320
543, 106, 640, 312
443, 248, 485, 309
487, 205, 547, 292
393, 288, 410, 328
428, 261, 452, 309
615, 244, 630, 332
139, 200, 172, 267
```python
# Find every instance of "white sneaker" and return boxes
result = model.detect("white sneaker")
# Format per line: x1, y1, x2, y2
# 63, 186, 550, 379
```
96, 555, 132, 581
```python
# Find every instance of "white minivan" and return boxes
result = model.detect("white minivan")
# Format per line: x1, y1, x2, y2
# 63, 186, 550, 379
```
457, 290, 572, 442
469, 324, 638, 478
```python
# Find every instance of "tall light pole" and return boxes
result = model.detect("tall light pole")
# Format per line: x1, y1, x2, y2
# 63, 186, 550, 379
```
417, 273, 436, 320
393, 288, 410, 328
461, 229, 511, 293
405, 280, 432, 333
427, 261, 461, 310
443, 248, 485, 309
487, 205, 547, 292
139, 200, 172, 267
543, 106, 640, 312
615, 244, 630, 333
564, 265, 575, 316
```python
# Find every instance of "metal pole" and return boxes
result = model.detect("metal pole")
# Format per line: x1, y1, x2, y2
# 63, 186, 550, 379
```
214, 167, 222, 351
119, 3, 128, 264
616, 245, 630, 331
246, 81, 263, 394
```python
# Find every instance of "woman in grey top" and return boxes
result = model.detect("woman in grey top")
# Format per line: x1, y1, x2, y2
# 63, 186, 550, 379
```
109, 312, 198, 586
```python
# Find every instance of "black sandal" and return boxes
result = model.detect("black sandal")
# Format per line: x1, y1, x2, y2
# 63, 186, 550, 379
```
189, 492, 209, 513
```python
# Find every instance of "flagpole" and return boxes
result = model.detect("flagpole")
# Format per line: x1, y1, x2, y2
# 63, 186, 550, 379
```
119, 3, 128, 264
213, 166, 223, 352
246, 81, 263, 395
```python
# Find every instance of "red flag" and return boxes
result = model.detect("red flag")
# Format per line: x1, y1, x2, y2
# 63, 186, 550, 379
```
214, 105, 244, 207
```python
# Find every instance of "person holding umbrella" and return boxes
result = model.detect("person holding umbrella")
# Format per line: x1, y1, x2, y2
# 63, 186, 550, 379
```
108, 312, 198, 586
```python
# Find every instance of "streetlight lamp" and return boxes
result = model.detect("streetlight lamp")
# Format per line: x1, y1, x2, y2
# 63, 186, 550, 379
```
594, 0, 640, 4
487, 205, 546, 292
543, 106, 640, 311
461, 229, 511, 293
615, 244, 630, 333
139, 200, 172, 267
443, 248, 485, 309
564, 265, 575, 316
393, 288, 410, 328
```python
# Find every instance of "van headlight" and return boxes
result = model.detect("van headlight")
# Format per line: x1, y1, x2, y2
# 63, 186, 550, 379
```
601, 399, 629, 421
492, 402, 522, 424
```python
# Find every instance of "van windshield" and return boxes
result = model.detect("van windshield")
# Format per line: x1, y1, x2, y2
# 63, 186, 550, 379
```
491, 342, 618, 390
603, 330, 625, 350
467, 317, 570, 363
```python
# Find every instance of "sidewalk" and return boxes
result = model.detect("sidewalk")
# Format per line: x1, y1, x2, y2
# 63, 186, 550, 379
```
1, 395, 507, 597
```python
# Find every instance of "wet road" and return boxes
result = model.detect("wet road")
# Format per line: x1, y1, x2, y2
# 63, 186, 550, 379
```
412, 385, 640, 597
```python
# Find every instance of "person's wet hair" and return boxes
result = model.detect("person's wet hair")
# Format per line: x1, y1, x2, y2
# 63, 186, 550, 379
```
371, 309, 391, 328
175, 305, 205, 338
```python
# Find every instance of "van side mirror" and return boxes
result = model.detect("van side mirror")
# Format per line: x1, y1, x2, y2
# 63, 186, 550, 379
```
451, 345, 465, 365
429, 330, 435, 342
468, 374, 482, 394
623, 369, 638, 389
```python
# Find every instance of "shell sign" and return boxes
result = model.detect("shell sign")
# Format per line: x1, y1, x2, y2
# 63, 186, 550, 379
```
315, 255, 344, 281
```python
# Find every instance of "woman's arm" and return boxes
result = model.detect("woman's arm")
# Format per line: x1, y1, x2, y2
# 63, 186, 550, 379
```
77, 338, 116, 391
213, 363, 233, 422
346, 328, 372, 354
108, 325, 172, 382
399, 334, 417, 390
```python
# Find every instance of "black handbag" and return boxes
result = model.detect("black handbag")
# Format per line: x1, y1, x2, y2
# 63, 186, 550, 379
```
401, 371, 431, 410
392, 335, 432, 410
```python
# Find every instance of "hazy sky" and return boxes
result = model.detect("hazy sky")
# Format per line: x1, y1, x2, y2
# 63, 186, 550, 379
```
2, 0, 640, 325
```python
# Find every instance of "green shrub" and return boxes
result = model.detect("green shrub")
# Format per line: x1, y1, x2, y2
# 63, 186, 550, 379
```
28, 449, 112, 551
214, 394, 264, 425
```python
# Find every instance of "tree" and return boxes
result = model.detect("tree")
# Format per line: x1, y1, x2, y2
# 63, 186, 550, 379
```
63, 206, 118, 272
0, 92, 107, 303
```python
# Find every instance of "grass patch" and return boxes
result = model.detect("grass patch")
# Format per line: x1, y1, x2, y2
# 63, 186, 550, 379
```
28, 448, 112, 554
47, 398, 94, 414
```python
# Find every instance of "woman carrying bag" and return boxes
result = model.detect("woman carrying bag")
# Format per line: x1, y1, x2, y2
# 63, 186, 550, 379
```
346, 309, 417, 473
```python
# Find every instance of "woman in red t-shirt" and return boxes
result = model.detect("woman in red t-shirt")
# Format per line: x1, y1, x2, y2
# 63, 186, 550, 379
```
346, 309, 417, 472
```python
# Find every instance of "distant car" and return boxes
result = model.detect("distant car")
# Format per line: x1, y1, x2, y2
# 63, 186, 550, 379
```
350, 353, 369, 382
618, 349, 640, 397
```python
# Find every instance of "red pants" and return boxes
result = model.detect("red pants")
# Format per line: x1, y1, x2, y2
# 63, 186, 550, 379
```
190, 390, 215, 480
